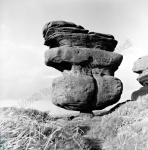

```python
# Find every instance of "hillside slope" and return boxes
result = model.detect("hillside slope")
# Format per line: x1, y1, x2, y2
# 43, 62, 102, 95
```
0, 95, 148, 150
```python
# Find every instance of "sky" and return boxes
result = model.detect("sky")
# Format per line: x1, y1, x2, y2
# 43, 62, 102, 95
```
0, 0, 148, 115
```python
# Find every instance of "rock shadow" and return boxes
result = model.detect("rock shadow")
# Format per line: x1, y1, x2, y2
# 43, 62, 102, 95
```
82, 137, 103, 150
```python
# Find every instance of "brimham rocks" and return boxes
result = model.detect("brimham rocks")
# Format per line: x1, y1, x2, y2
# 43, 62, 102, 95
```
42, 21, 123, 117
132, 56, 148, 100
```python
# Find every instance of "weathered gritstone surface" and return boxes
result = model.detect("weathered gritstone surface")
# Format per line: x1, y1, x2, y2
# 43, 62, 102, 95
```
133, 55, 148, 86
44, 46, 123, 72
133, 55, 148, 74
44, 32, 117, 51
132, 55, 148, 101
43, 20, 123, 117
137, 69, 148, 86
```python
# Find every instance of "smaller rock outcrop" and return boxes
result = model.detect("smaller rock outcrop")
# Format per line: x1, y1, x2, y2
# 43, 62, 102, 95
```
131, 87, 148, 100
132, 56, 148, 100
133, 55, 148, 86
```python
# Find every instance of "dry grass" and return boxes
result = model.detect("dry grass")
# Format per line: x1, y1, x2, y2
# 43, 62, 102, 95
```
0, 107, 102, 150
0, 107, 52, 150
102, 95, 148, 150
1, 95, 148, 150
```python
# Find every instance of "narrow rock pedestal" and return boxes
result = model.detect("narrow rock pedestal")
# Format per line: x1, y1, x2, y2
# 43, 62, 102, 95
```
42, 21, 123, 118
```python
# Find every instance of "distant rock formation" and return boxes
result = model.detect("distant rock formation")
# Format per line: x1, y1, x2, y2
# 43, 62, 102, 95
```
133, 56, 148, 86
131, 87, 148, 100
43, 21, 123, 117
132, 56, 148, 100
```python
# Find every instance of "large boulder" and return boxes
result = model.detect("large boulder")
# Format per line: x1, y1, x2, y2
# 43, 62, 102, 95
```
51, 74, 123, 111
51, 74, 95, 111
45, 46, 123, 72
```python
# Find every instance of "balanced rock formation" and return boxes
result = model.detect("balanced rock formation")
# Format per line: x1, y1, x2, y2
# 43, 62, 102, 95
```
132, 56, 148, 100
43, 20, 123, 116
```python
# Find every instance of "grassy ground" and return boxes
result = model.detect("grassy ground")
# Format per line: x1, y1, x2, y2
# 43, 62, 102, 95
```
0, 95, 148, 150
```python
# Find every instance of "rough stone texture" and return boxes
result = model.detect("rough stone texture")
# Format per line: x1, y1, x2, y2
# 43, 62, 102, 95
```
93, 76, 123, 109
91, 68, 114, 76
131, 87, 148, 100
133, 55, 148, 74
137, 69, 148, 86
42, 20, 123, 116
43, 20, 117, 51
44, 27, 89, 39
51, 74, 122, 111
43, 20, 84, 37
132, 56, 148, 101
44, 32, 117, 51
89, 32, 114, 39
132, 56, 148, 86
51, 74, 95, 111
45, 46, 123, 72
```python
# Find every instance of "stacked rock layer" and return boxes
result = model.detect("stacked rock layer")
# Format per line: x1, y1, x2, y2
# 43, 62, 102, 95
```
133, 56, 148, 86
43, 21, 123, 114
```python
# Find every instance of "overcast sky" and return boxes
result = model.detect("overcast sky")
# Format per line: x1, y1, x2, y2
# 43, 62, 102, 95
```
0, 0, 148, 115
